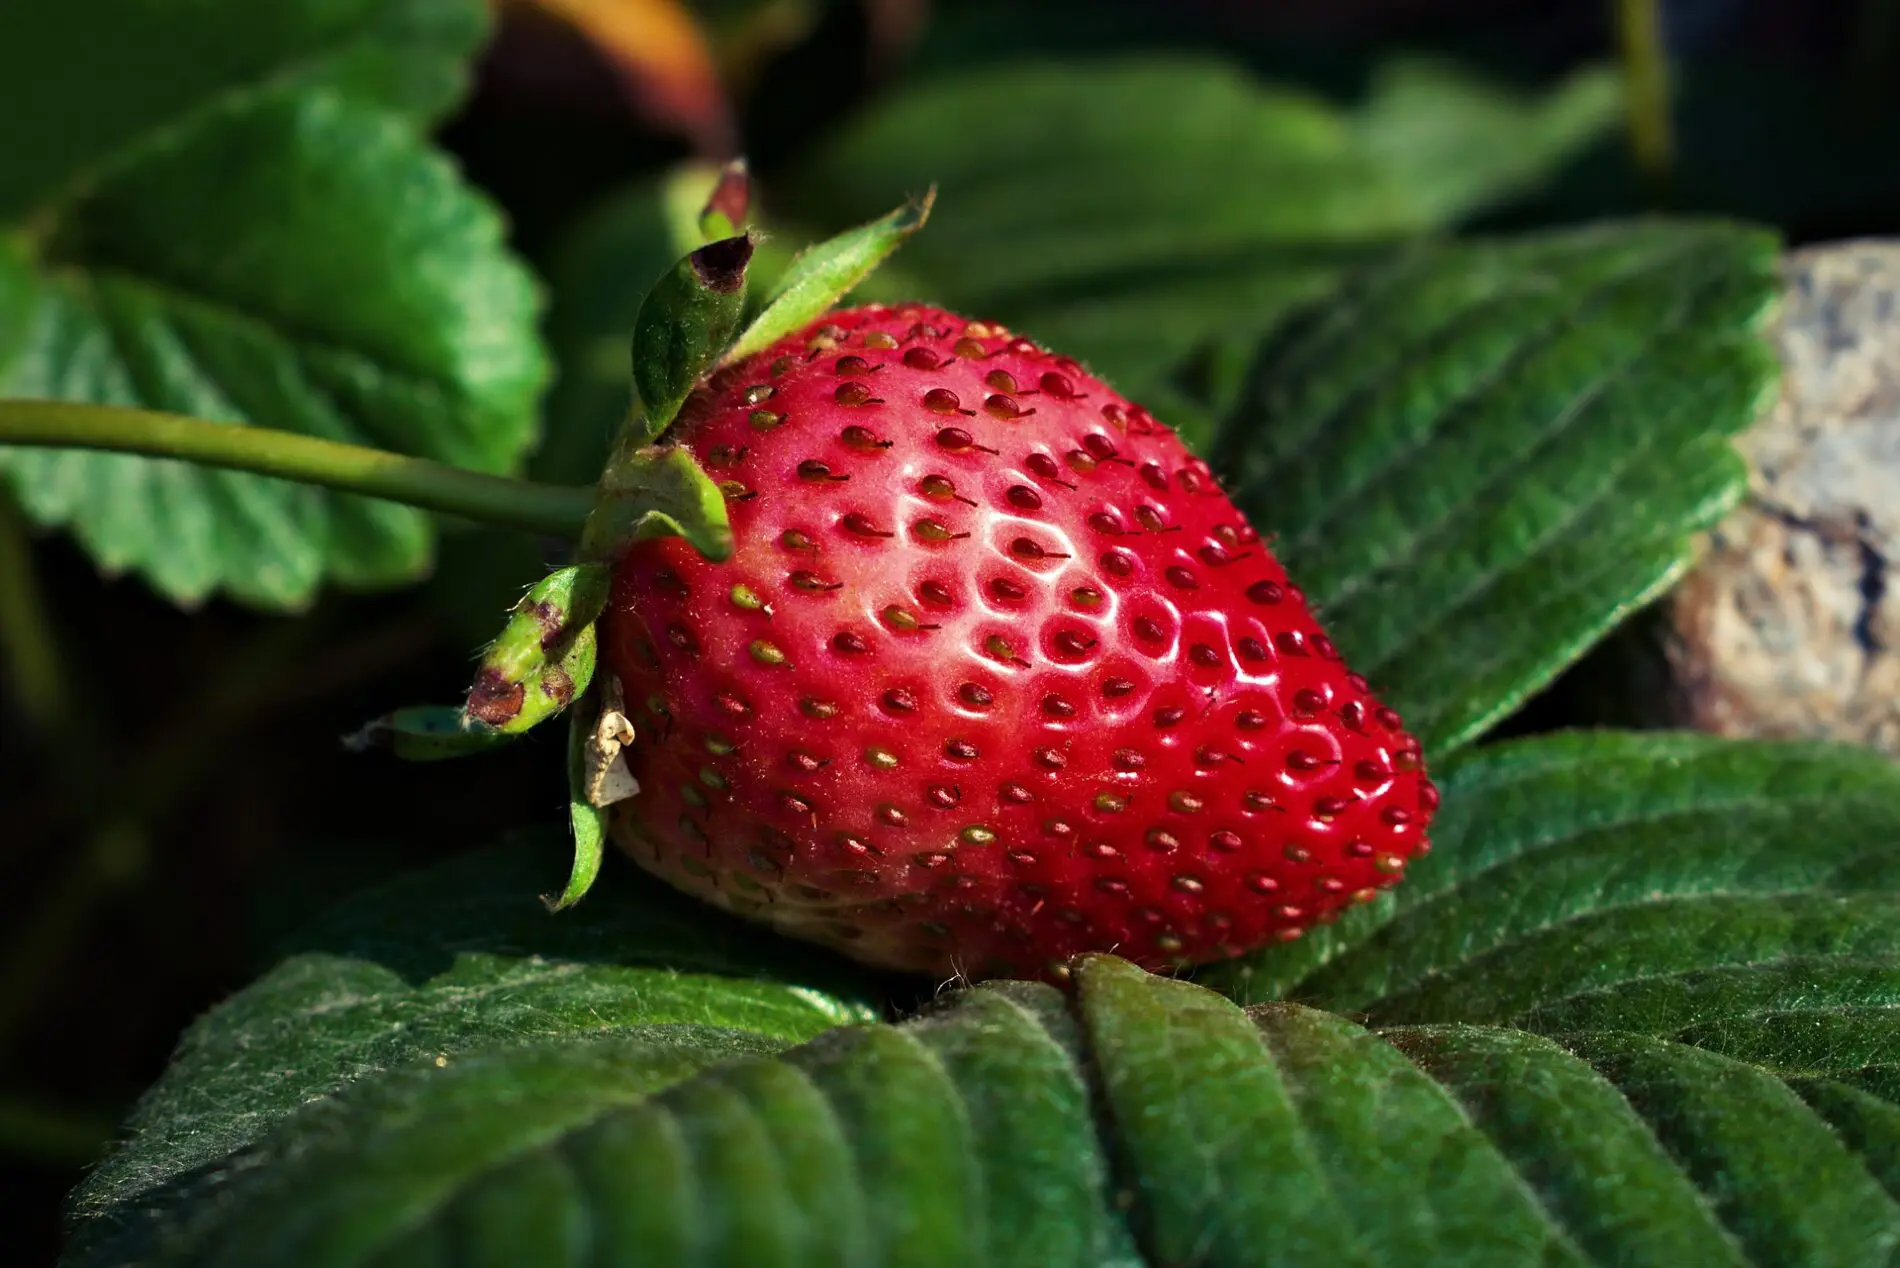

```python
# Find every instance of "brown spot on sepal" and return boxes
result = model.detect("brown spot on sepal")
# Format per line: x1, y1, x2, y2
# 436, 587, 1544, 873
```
529, 601, 567, 649
467, 669, 525, 726
540, 664, 575, 706
690, 234, 756, 293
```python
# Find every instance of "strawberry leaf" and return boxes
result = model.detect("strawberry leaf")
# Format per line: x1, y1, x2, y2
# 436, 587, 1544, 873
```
77, 975, 1138, 1268
1386, 1026, 1744, 1265
1185, 732, 1900, 1263
1090, 726, 1900, 1266
0, 0, 485, 220
1205, 731, 1900, 1009
1213, 223, 1780, 755
1073, 955, 1373, 1266
782, 57, 1621, 425
62, 839, 881, 1267
0, 12, 547, 610
67, 734, 1900, 1265
1078, 961, 1588, 1267
1551, 1032, 1900, 1264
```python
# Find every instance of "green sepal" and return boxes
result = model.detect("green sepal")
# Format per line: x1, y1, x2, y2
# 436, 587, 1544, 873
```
723, 188, 936, 364
581, 441, 733, 564
341, 705, 516, 762
698, 158, 751, 241
555, 686, 609, 913
552, 673, 641, 912
467, 563, 609, 734
631, 233, 756, 440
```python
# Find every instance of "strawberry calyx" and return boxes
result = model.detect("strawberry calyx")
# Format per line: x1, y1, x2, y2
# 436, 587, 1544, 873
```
349, 160, 936, 910
579, 438, 735, 565
631, 232, 757, 441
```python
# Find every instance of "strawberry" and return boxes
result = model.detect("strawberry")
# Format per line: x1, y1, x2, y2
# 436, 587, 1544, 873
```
599, 304, 1435, 979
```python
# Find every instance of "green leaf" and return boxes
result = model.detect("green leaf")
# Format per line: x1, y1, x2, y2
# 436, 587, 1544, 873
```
0, 0, 487, 220
538, 982, 1134, 1268
1557, 1032, 1900, 1266
900, 982, 1144, 1268
1789, 1080, 1900, 1202
723, 192, 936, 365
1516, 959, 1900, 1042
783, 57, 1621, 409
1211, 223, 1779, 754
1075, 951, 1900, 1268
1351, 59, 1624, 228
64, 838, 880, 1266
111, 1036, 791, 1268
0, 90, 547, 609
1247, 1003, 1590, 1266
1185, 732, 1900, 1259
1073, 955, 1370, 1267
1388, 1026, 1746, 1265
80, 727, 1900, 1267
632, 234, 756, 438
76, 964, 1134, 1267
1207, 731, 1900, 1013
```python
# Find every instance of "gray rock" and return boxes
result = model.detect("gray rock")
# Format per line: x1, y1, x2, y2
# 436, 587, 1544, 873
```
1664, 241, 1899, 753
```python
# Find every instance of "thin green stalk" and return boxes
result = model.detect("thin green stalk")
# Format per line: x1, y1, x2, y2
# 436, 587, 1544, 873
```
1615, 0, 1674, 189
0, 489, 70, 733
0, 489, 100, 826
0, 400, 595, 537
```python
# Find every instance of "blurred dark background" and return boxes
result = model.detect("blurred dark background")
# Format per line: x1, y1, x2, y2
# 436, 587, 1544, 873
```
2, 0, 1894, 1260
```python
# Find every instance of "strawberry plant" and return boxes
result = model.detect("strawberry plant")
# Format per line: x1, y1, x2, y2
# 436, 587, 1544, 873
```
7, 2, 1898, 1265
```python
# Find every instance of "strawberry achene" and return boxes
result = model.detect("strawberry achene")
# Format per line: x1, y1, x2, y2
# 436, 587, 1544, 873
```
601, 305, 1434, 979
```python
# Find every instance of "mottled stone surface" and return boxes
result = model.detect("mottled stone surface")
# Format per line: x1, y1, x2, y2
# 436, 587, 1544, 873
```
1665, 241, 1899, 754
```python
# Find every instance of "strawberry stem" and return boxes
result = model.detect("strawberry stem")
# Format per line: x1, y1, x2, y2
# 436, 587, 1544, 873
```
1615, 0, 1674, 190
0, 400, 596, 537
0, 489, 71, 739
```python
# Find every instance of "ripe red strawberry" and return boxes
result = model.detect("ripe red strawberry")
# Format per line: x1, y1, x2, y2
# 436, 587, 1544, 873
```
600, 304, 1435, 979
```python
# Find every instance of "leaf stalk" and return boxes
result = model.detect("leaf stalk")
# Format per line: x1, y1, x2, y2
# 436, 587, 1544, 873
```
1615, 0, 1674, 187
0, 400, 596, 538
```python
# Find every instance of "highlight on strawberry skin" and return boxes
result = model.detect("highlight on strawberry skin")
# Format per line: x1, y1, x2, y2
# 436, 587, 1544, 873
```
599, 304, 1435, 981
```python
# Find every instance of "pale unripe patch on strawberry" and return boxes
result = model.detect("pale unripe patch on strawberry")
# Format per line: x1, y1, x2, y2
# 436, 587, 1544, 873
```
602, 305, 1435, 980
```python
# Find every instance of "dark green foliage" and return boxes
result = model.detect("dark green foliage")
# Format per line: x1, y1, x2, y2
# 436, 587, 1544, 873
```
781, 57, 1621, 434
63, 192, 1847, 1265
1212, 224, 1779, 754
0, 0, 546, 608
63, 843, 883, 1267
21, 12, 1890, 1263
66, 734, 1900, 1264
